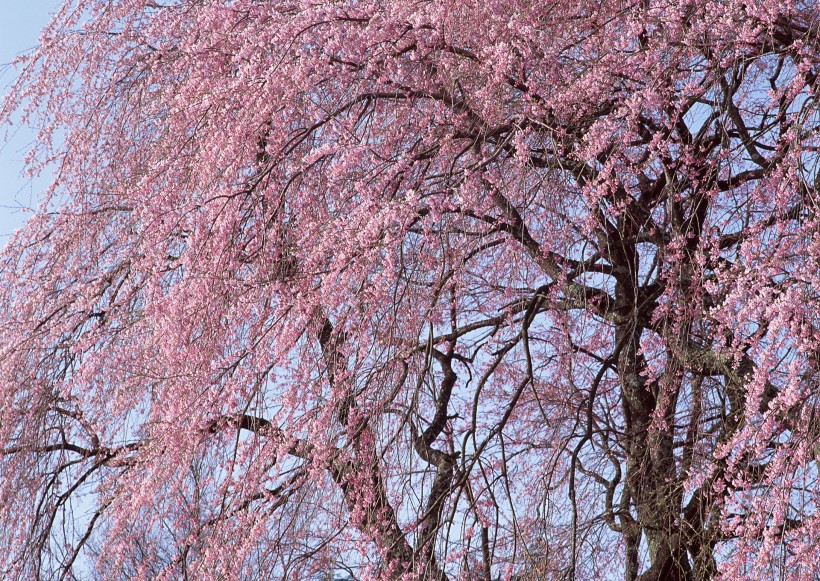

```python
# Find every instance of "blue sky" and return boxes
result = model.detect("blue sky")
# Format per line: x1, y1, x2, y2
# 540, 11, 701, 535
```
0, 0, 61, 243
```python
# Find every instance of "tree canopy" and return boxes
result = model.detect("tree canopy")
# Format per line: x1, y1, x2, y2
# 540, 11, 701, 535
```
2, 1, 820, 579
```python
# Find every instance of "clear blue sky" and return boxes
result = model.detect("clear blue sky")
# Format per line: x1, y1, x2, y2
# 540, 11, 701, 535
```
0, 0, 61, 243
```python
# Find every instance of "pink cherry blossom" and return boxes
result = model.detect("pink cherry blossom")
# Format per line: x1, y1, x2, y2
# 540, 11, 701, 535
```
2, 1, 820, 579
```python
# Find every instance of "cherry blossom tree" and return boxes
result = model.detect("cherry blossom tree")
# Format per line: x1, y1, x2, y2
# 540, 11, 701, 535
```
2, 0, 820, 579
